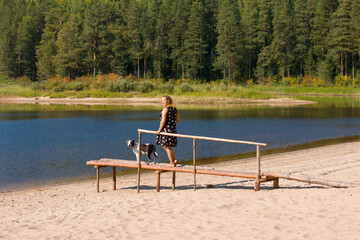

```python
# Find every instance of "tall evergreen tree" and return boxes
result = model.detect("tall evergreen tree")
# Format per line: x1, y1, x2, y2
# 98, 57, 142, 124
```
350, 0, 360, 79
154, 0, 172, 79
310, 0, 334, 59
109, 0, 130, 76
184, 0, 208, 80
168, 0, 190, 79
144, 0, 160, 78
82, 0, 114, 77
0, 0, 15, 78
271, 0, 295, 80
294, 0, 310, 76
203, 0, 219, 81
36, 7, 62, 80
328, 0, 352, 78
138, 0, 154, 78
55, 14, 82, 80
126, 1, 143, 78
215, 0, 242, 81
241, 0, 259, 79
254, 0, 272, 81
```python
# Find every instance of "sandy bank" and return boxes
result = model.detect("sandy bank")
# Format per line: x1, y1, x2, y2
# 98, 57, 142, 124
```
1, 142, 359, 239
0, 96, 315, 106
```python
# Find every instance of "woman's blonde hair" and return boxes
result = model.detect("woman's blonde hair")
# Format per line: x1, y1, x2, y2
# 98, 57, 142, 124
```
163, 95, 175, 107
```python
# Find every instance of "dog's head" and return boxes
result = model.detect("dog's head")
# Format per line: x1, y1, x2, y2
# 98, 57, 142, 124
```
126, 140, 135, 149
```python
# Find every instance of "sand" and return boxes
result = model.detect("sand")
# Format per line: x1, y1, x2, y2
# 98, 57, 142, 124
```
0, 96, 315, 106
1, 142, 360, 240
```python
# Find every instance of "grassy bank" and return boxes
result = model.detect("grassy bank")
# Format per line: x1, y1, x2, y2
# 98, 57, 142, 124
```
253, 85, 360, 95
1, 74, 359, 100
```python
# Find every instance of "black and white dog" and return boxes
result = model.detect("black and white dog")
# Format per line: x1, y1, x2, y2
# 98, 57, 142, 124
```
126, 140, 158, 165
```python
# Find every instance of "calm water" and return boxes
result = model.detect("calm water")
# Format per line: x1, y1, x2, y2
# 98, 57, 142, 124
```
0, 97, 359, 191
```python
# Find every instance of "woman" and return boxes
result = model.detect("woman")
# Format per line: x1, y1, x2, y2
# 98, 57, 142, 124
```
156, 95, 181, 166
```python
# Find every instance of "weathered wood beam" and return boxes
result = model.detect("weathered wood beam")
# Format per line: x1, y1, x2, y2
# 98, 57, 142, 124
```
262, 172, 360, 188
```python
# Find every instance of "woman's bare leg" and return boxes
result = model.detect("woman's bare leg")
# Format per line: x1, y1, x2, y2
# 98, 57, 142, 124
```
163, 146, 176, 165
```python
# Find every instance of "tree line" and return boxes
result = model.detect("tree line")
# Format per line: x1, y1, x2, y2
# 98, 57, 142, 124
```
0, 0, 359, 84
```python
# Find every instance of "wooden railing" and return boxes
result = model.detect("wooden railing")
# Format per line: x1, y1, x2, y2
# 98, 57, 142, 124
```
137, 129, 267, 192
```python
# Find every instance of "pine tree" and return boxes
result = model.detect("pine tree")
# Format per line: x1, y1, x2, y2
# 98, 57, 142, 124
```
184, 0, 208, 80
328, 0, 352, 78
202, 0, 219, 81
36, 8, 62, 80
126, 1, 144, 78
241, 0, 259, 79
294, 0, 310, 76
168, 0, 190, 79
271, 0, 295, 80
350, 0, 360, 79
0, 0, 15, 78
55, 14, 82, 80
144, 0, 160, 78
153, 0, 172, 79
139, 0, 155, 78
109, 0, 130, 76
254, 0, 272, 81
215, 0, 242, 81
12, 0, 45, 80
82, 0, 114, 77
310, 0, 334, 59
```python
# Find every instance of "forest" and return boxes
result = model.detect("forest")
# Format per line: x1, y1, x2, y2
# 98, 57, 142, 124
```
0, 0, 360, 86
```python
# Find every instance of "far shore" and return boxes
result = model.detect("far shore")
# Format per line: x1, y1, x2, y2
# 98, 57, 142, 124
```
0, 96, 316, 106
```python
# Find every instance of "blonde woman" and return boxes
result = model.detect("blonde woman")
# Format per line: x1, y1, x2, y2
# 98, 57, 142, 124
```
156, 95, 181, 166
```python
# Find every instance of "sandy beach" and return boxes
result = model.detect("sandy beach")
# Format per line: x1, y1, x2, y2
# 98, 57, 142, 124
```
0, 96, 316, 106
1, 141, 359, 240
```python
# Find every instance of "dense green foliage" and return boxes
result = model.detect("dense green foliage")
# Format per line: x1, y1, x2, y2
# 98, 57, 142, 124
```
0, 0, 360, 84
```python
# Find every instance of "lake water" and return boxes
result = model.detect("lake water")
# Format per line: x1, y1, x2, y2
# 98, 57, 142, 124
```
0, 97, 359, 192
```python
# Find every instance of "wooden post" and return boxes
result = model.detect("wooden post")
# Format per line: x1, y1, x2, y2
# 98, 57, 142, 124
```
172, 172, 176, 191
137, 131, 142, 193
96, 166, 100, 193
254, 145, 261, 191
193, 138, 196, 191
156, 171, 161, 192
273, 178, 279, 189
113, 167, 116, 191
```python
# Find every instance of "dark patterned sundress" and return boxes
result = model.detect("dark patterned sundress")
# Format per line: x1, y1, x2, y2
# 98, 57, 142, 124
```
156, 107, 177, 147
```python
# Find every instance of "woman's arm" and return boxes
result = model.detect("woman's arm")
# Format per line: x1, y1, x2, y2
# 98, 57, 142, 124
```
176, 111, 181, 123
156, 108, 168, 134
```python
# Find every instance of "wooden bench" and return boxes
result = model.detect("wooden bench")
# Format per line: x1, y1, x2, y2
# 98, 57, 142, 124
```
86, 159, 279, 192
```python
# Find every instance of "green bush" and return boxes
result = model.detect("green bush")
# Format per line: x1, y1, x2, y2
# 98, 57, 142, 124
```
335, 75, 352, 87
105, 79, 135, 92
136, 81, 155, 93
179, 82, 193, 92
31, 81, 50, 91
65, 82, 86, 91
157, 83, 174, 94
52, 82, 66, 92
15, 76, 32, 86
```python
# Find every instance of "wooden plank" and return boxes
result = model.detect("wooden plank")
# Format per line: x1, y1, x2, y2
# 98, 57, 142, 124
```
87, 159, 283, 193
138, 129, 267, 146
87, 159, 261, 179
262, 171, 360, 188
